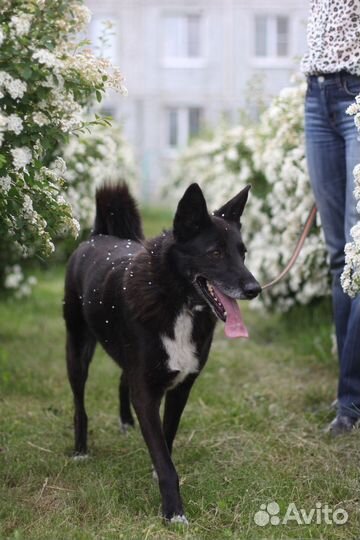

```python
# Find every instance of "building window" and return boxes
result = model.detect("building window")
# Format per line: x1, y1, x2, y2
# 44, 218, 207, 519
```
168, 108, 179, 147
255, 15, 289, 58
163, 14, 202, 61
188, 107, 202, 138
166, 107, 203, 149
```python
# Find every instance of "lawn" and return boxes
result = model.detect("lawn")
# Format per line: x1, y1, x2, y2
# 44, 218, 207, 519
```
1, 210, 359, 540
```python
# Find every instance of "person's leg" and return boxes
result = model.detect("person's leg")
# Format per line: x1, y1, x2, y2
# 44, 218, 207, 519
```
304, 78, 351, 363
335, 81, 360, 418
337, 295, 360, 419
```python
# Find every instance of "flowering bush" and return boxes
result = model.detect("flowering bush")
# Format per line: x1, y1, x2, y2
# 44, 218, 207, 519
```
3, 264, 37, 299
60, 119, 138, 231
170, 124, 265, 205
169, 79, 330, 312
341, 97, 360, 297
0, 0, 127, 296
246, 81, 330, 311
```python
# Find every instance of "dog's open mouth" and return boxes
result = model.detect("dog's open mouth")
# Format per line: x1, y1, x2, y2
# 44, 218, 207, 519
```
195, 277, 248, 339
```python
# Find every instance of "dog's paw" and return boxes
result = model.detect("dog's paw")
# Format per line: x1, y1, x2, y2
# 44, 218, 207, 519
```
119, 419, 134, 435
169, 514, 189, 526
72, 453, 89, 461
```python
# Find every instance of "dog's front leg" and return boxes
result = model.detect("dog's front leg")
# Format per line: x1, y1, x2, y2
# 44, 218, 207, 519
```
131, 385, 187, 523
163, 376, 196, 455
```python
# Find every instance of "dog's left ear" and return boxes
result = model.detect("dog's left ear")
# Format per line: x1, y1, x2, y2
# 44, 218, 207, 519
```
173, 183, 211, 242
214, 185, 251, 222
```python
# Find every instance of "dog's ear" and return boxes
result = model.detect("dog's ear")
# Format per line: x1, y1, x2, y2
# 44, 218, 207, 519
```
173, 183, 211, 242
214, 185, 251, 222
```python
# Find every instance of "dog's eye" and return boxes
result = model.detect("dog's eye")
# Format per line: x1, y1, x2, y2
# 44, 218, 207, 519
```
208, 250, 222, 258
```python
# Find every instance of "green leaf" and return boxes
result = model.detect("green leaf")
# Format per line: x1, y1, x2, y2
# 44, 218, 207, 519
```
21, 66, 33, 80
0, 154, 7, 169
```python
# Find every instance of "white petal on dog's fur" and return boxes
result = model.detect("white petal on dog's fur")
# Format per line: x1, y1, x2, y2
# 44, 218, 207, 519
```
161, 309, 198, 388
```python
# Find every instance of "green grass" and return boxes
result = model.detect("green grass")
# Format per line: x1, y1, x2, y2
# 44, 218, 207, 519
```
1, 211, 360, 539
140, 206, 173, 237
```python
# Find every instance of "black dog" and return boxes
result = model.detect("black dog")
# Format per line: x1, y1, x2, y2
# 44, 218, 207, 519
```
63, 182, 261, 524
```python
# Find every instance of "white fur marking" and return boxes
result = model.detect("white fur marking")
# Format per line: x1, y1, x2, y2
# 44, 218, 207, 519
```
161, 310, 198, 388
170, 514, 189, 525
119, 419, 132, 435
151, 466, 158, 482
72, 454, 89, 461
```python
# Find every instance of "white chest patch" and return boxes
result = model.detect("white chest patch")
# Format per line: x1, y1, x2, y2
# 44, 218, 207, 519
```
161, 309, 199, 388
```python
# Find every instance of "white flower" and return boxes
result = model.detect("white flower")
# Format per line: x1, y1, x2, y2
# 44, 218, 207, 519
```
32, 48, 61, 68
70, 217, 80, 237
22, 194, 33, 215
0, 71, 27, 99
57, 194, 67, 205
32, 112, 49, 126
52, 157, 66, 176
354, 163, 360, 179
226, 148, 239, 162
7, 114, 23, 134
6, 77, 27, 99
72, 5, 92, 27
0, 175, 12, 193
10, 14, 32, 37
355, 114, 360, 130
5, 273, 22, 289
4, 264, 37, 297
4, 264, 23, 289
46, 240, 55, 253
342, 94, 360, 296
0, 28, 5, 47
0, 71, 8, 85
11, 146, 32, 170
346, 103, 358, 116
0, 112, 7, 130
350, 222, 360, 242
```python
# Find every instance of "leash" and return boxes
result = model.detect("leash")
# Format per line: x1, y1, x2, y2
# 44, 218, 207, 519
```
261, 204, 317, 291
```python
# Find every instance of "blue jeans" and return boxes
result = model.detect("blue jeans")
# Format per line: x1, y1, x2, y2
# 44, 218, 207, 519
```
305, 72, 360, 419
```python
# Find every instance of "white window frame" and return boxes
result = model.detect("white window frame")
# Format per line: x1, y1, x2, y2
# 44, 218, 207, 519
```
164, 106, 204, 155
251, 13, 293, 68
161, 11, 207, 68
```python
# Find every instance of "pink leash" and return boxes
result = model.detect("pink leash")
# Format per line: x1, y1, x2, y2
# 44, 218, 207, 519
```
261, 205, 318, 291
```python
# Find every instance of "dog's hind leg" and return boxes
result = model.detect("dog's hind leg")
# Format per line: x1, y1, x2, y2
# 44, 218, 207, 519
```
119, 371, 135, 432
163, 376, 196, 455
66, 328, 96, 456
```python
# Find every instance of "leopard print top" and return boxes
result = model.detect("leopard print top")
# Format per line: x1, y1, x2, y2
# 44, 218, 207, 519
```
301, 0, 360, 75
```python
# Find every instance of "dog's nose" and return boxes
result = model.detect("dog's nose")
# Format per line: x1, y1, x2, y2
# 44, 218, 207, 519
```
243, 282, 262, 299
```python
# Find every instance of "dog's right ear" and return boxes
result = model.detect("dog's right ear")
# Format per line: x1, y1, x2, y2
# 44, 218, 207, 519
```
173, 183, 211, 242
214, 184, 251, 223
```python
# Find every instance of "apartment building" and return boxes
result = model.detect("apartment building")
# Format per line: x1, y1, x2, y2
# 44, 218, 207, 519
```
86, 0, 309, 199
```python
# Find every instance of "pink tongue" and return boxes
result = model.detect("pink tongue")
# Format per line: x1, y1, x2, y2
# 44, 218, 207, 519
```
213, 286, 249, 339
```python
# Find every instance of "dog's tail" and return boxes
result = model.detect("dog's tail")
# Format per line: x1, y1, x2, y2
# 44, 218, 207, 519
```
92, 183, 144, 241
